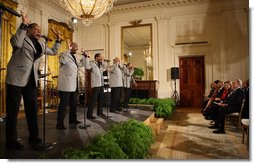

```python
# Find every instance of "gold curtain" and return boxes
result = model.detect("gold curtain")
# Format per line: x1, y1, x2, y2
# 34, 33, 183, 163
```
0, 0, 17, 117
47, 19, 73, 89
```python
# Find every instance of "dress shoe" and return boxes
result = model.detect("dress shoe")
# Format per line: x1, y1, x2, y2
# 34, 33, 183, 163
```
69, 120, 81, 124
56, 125, 66, 129
29, 137, 42, 144
6, 141, 24, 150
208, 125, 219, 129
117, 108, 123, 111
213, 129, 225, 134
97, 113, 106, 117
209, 121, 214, 125
87, 116, 96, 119
204, 116, 212, 120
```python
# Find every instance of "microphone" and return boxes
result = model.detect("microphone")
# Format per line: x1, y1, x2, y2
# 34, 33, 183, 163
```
51, 28, 64, 41
82, 52, 90, 58
41, 35, 52, 42
104, 59, 111, 62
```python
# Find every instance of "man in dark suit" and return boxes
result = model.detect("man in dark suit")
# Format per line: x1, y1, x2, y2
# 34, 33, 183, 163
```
5, 12, 61, 149
212, 79, 245, 134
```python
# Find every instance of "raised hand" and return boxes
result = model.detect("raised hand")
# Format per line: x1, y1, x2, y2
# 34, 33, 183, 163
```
51, 28, 63, 41
21, 11, 30, 25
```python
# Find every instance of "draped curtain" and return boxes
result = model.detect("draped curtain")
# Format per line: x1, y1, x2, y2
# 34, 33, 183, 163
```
0, 0, 17, 117
46, 19, 73, 89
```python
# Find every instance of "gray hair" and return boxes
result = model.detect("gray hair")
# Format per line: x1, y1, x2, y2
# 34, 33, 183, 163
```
236, 79, 242, 87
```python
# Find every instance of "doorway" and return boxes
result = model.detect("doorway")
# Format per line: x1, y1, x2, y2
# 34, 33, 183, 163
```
179, 56, 205, 107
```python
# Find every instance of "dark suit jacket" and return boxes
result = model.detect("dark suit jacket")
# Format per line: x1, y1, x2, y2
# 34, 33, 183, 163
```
225, 88, 245, 113
242, 87, 249, 118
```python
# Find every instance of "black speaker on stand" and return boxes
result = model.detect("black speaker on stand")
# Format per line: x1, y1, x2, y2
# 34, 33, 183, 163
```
170, 67, 180, 106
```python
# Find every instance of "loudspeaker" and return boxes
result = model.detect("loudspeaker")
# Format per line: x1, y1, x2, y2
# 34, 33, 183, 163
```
171, 67, 179, 79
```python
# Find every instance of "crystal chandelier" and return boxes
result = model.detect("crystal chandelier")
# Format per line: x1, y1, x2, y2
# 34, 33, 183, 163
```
60, 0, 115, 26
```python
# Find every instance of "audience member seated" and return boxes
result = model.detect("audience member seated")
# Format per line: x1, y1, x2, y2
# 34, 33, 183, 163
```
210, 79, 245, 134
201, 80, 219, 112
207, 81, 232, 126
241, 79, 249, 119
201, 80, 223, 119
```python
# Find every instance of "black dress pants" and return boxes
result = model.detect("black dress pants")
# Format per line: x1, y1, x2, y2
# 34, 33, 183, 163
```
87, 87, 103, 117
110, 87, 122, 112
57, 91, 78, 126
6, 83, 38, 144
216, 106, 238, 131
124, 87, 131, 108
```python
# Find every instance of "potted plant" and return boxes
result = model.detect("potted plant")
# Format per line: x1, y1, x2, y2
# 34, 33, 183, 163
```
133, 67, 144, 80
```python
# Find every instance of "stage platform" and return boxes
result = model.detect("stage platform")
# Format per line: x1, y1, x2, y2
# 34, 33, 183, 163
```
0, 106, 153, 159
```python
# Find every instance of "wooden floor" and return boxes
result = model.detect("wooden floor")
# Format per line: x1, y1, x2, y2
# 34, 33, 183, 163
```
150, 108, 249, 159
3, 107, 249, 159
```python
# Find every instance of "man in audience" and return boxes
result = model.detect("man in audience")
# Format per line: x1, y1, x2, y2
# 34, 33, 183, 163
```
241, 79, 249, 119
212, 79, 245, 134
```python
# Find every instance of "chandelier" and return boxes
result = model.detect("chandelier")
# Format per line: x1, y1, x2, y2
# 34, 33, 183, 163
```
60, 0, 115, 26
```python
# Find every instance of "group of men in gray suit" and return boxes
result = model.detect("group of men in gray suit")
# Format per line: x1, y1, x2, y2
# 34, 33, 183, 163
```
80, 56, 135, 119
5, 12, 135, 150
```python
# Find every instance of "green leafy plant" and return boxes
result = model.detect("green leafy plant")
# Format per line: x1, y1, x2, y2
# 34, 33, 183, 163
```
133, 67, 144, 80
109, 119, 155, 159
86, 133, 128, 159
129, 98, 176, 118
62, 119, 154, 159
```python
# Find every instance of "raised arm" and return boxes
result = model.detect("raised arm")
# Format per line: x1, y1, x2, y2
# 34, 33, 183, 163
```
10, 11, 30, 49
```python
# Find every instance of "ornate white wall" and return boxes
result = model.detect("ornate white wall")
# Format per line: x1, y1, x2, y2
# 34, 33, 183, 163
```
16, 0, 249, 98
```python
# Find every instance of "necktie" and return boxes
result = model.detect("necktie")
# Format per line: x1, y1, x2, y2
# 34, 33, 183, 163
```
71, 54, 78, 67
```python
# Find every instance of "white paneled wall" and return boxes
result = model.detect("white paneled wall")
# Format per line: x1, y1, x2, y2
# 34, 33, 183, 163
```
16, 0, 249, 98
72, 0, 248, 98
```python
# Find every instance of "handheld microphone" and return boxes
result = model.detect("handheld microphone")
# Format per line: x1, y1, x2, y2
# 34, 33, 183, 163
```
41, 35, 52, 42
104, 59, 111, 62
51, 28, 64, 41
82, 52, 90, 58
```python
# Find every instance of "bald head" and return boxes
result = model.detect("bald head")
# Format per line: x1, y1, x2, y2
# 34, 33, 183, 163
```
70, 42, 78, 54
113, 57, 120, 64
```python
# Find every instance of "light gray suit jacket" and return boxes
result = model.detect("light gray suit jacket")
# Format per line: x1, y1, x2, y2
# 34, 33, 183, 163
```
123, 66, 134, 88
109, 64, 123, 88
57, 50, 89, 92
86, 60, 107, 88
6, 24, 61, 87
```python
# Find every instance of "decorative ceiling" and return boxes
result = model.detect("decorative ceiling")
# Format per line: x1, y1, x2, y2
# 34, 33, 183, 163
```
46, 0, 208, 49
114, 0, 153, 6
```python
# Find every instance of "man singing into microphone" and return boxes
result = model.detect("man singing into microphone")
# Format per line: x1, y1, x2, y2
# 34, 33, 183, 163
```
5, 11, 61, 149
109, 57, 123, 112
86, 53, 108, 119
123, 63, 136, 109
56, 42, 89, 129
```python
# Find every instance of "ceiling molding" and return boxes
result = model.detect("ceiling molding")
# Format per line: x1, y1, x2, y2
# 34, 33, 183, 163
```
111, 0, 209, 13
47, 0, 209, 15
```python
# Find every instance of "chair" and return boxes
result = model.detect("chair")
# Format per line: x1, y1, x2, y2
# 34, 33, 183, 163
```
225, 99, 245, 129
241, 118, 249, 151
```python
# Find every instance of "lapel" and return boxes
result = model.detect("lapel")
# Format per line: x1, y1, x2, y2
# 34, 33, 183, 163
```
70, 53, 78, 67
38, 39, 44, 55
25, 36, 37, 54
228, 88, 239, 99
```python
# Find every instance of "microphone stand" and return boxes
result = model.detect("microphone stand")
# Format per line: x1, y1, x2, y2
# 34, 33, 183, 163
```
123, 66, 132, 113
78, 63, 91, 129
35, 39, 54, 151
104, 61, 112, 118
